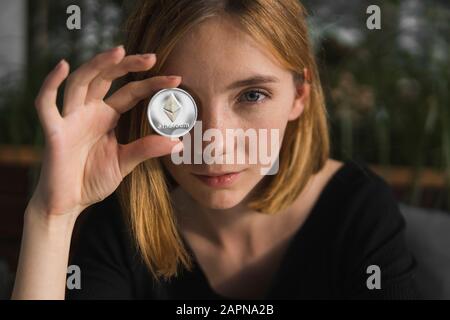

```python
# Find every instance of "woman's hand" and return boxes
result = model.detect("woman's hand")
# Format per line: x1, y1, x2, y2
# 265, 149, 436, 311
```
30, 45, 183, 219
12, 46, 184, 299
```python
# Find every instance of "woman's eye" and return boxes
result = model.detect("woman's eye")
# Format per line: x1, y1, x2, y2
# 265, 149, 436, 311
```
238, 90, 270, 104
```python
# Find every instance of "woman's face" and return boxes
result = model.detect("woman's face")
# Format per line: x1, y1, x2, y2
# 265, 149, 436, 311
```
160, 16, 308, 210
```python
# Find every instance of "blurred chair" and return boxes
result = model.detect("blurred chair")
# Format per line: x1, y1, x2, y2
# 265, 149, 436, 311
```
400, 203, 450, 299
0, 259, 11, 299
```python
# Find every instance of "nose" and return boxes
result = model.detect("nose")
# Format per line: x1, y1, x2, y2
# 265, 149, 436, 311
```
200, 100, 224, 131
196, 99, 234, 159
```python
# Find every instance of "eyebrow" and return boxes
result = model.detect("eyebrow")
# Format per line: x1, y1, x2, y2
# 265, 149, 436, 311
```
225, 75, 280, 90
177, 74, 280, 94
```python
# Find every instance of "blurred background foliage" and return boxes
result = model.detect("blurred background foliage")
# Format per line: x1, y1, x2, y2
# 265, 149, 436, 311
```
0, 0, 449, 208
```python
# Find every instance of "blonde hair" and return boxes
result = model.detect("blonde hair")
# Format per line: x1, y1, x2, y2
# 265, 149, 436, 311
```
117, 0, 330, 280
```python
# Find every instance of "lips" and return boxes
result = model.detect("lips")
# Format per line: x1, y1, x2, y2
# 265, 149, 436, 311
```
192, 171, 242, 187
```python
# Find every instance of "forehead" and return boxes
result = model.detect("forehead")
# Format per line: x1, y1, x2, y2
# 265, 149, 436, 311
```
161, 16, 287, 85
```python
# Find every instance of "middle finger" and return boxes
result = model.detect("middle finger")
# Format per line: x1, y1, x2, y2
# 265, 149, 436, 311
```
86, 53, 157, 102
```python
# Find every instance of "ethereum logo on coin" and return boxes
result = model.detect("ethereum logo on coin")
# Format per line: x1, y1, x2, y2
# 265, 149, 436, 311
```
147, 87, 197, 138
162, 93, 182, 122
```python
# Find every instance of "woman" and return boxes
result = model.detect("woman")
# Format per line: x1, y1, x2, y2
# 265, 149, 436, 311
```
12, 0, 419, 299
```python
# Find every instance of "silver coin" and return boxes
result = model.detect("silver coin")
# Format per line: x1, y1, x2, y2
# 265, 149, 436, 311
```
147, 87, 198, 138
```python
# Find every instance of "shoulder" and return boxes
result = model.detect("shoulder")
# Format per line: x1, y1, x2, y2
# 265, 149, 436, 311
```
327, 158, 392, 195
316, 159, 419, 298
323, 159, 401, 219
318, 159, 407, 249
310, 159, 403, 229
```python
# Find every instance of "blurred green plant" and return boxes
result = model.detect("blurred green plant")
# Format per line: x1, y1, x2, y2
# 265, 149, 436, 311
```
0, 0, 124, 145
310, 0, 450, 209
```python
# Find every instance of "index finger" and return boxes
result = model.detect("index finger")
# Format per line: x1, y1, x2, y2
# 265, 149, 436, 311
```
105, 75, 182, 114
35, 60, 69, 135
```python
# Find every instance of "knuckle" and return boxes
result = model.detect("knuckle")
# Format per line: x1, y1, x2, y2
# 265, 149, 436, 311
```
126, 81, 140, 99
124, 81, 137, 97
66, 69, 86, 87
89, 55, 104, 70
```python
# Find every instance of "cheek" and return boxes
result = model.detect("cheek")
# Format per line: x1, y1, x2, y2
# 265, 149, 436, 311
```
236, 96, 294, 131
237, 105, 290, 151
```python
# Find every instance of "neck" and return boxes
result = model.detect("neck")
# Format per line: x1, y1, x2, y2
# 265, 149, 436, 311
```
171, 174, 313, 253
172, 187, 266, 247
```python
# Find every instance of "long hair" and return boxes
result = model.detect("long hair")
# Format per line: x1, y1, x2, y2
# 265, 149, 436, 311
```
117, 0, 330, 280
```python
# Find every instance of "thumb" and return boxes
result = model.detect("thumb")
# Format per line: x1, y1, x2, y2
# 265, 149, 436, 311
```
118, 134, 183, 177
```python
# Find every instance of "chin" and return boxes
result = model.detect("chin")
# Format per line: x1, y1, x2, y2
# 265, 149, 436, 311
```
190, 188, 246, 210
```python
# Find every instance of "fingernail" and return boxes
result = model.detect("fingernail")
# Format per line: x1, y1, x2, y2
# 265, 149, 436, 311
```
167, 75, 181, 80
141, 53, 155, 59
171, 141, 184, 153
110, 45, 124, 52
54, 59, 64, 70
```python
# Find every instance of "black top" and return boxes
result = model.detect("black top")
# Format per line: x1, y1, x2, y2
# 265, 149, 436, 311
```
66, 160, 420, 300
